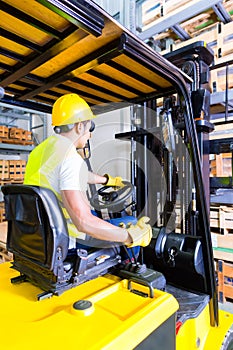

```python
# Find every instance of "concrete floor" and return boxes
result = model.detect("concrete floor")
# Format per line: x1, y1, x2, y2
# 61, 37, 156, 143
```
219, 302, 233, 332
220, 301, 233, 314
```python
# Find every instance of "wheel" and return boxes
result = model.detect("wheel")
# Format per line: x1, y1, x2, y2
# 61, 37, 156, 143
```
221, 329, 233, 350
89, 181, 134, 214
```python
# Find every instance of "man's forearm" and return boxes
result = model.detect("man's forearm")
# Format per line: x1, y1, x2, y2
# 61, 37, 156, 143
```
61, 189, 131, 245
74, 213, 131, 244
88, 171, 107, 185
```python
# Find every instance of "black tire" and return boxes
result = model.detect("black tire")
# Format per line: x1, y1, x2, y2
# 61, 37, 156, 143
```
221, 329, 233, 350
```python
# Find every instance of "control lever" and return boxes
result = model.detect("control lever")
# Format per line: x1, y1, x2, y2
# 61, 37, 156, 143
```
117, 245, 166, 292
74, 249, 88, 274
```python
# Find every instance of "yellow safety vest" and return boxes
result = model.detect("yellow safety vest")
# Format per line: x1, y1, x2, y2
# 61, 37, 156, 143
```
24, 135, 86, 239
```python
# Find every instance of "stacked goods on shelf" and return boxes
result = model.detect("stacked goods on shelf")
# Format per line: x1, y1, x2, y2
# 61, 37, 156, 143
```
0, 126, 32, 262
0, 126, 9, 139
209, 153, 232, 177
9, 160, 27, 182
0, 157, 27, 261
210, 206, 233, 235
142, 0, 218, 29
0, 127, 32, 262
0, 126, 33, 145
0, 159, 26, 186
216, 260, 233, 303
142, 1, 162, 27
161, 20, 233, 64
0, 202, 5, 223
156, 1, 233, 94
0, 158, 27, 223
0, 160, 10, 182
208, 124, 233, 302
209, 123, 233, 178
211, 208, 233, 302
0, 222, 11, 263
212, 232, 233, 262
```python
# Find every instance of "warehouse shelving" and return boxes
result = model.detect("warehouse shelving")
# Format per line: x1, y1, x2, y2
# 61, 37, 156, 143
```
0, 143, 34, 154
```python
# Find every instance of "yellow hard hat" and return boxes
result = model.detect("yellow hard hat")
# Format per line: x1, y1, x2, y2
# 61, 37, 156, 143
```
52, 93, 95, 126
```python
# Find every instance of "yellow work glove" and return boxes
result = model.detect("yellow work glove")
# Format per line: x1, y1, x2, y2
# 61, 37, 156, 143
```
104, 174, 124, 187
126, 217, 152, 248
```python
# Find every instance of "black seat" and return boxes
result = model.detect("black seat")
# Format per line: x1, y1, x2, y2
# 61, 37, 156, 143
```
2, 185, 121, 300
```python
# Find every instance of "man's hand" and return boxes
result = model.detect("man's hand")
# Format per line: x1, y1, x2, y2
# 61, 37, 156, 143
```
126, 217, 152, 248
104, 174, 124, 187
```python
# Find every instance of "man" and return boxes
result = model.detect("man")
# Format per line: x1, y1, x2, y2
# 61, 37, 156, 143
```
24, 93, 151, 249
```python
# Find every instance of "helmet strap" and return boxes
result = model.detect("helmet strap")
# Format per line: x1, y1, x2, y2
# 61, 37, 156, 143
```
54, 124, 75, 134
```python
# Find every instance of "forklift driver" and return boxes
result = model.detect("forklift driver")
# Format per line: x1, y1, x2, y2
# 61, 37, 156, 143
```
24, 93, 152, 252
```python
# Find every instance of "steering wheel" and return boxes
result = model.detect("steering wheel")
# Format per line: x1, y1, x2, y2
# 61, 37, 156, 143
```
89, 181, 134, 213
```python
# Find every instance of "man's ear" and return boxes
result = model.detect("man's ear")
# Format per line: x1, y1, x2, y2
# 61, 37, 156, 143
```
75, 122, 83, 134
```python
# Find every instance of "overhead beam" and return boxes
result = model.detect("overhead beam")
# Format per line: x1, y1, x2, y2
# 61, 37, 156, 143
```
139, 0, 222, 41
0, 29, 87, 88
0, 63, 14, 73
0, 2, 62, 39
1, 28, 42, 53
36, 0, 104, 37
0, 48, 26, 63
87, 69, 144, 96
70, 76, 130, 101
107, 60, 162, 90
18, 39, 123, 100
0, 95, 52, 114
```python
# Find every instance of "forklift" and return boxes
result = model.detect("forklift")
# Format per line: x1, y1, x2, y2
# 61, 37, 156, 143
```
0, 1, 233, 349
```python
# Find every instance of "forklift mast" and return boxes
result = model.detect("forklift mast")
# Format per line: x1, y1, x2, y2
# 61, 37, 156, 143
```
116, 42, 218, 326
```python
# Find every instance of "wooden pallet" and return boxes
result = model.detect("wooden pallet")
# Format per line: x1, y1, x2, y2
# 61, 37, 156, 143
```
0, 159, 9, 180
9, 127, 33, 141
0, 126, 9, 139
9, 127, 23, 139
22, 130, 33, 141
9, 160, 26, 181
217, 260, 233, 303
142, 0, 228, 36
0, 222, 12, 263
0, 126, 33, 145
210, 205, 233, 235
0, 179, 24, 186
142, 1, 162, 26
214, 247, 233, 263
210, 153, 232, 177
0, 137, 33, 145
212, 232, 233, 250
0, 244, 12, 263
0, 202, 5, 223
0, 160, 26, 183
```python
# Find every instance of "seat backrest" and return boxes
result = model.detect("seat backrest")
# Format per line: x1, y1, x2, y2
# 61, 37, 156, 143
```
2, 185, 69, 270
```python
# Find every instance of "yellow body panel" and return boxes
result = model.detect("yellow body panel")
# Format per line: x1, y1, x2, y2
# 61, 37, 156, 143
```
176, 304, 233, 349
0, 263, 178, 350
1, 262, 233, 349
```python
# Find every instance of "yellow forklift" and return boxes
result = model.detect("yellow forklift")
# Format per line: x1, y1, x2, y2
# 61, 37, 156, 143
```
0, 1, 233, 349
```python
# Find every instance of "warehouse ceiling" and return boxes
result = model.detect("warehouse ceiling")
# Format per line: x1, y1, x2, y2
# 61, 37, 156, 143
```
0, 0, 191, 114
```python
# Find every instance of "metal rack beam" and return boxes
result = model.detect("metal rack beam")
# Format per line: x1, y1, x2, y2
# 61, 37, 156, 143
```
139, 0, 222, 41
0, 143, 34, 154
212, 2, 232, 23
